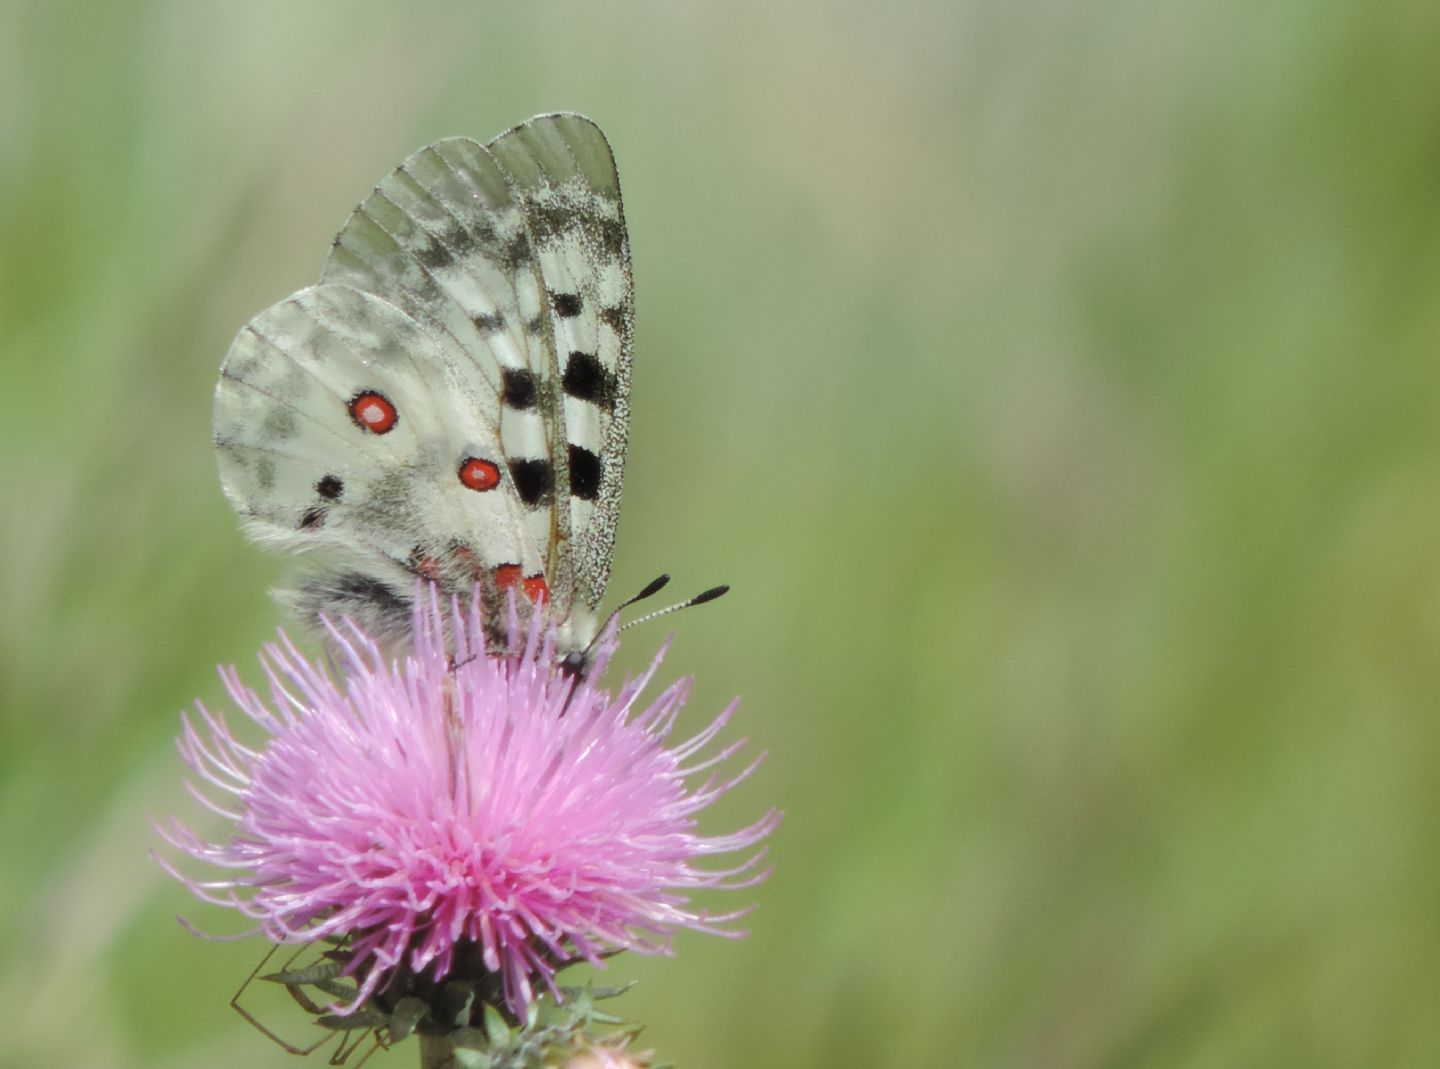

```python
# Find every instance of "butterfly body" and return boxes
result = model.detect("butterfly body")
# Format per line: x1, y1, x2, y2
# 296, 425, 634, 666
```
214, 115, 632, 667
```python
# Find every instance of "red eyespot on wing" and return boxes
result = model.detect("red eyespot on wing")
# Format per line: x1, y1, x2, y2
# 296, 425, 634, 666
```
522, 575, 550, 604
459, 457, 502, 492
348, 391, 398, 434
494, 564, 523, 591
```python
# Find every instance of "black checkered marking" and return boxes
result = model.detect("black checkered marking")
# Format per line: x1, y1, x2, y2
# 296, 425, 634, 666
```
502, 368, 539, 410
562, 351, 614, 409
551, 292, 582, 318
507, 458, 554, 507
568, 444, 603, 502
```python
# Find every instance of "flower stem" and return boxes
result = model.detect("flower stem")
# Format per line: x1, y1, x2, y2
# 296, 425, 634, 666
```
418, 1034, 454, 1069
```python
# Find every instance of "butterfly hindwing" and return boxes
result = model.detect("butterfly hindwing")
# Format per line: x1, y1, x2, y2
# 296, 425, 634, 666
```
215, 285, 545, 611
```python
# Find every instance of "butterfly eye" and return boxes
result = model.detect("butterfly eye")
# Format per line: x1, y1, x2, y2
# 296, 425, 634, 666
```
458, 457, 502, 492
348, 391, 398, 434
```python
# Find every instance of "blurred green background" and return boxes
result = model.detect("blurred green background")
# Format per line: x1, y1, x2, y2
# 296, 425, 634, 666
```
5, 1, 1440, 1066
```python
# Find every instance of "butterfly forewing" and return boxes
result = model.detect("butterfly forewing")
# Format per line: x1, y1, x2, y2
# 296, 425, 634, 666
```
485, 115, 634, 610
214, 114, 633, 656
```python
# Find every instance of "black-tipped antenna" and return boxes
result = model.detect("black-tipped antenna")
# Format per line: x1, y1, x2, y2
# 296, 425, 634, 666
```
621, 584, 730, 632
562, 574, 673, 677
622, 573, 671, 610
688, 584, 730, 606
562, 579, 729, 679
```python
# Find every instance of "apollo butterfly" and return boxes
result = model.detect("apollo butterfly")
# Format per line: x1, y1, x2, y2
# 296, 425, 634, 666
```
213, 114, 640, 673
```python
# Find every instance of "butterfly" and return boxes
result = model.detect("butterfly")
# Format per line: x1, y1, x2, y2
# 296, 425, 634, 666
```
213, 114, 638, 673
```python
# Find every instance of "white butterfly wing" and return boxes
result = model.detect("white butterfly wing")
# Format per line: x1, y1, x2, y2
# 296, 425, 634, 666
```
213, 114, 634, 651
214, 284, 544, 639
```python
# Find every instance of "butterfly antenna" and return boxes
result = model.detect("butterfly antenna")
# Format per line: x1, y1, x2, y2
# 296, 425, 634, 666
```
562, 574, 672, 677
621, 573, 671, 610
564, 578, 727, 678
620, 584, 730, 632
601, 573, 673, 639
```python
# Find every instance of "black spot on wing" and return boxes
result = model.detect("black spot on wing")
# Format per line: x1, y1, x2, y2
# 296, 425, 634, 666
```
317, 475, 344, 500
507, 458, 554, 506
599, 304, 629, 335
502, 368, 538, 410
568, 444, 602, 501
529, 201, 574, 244
503, 233, 533, 268
472, 311, 507, 334
595, 214, 627, 258
551, 292, 582, 318
562, 351, 614, 408
529, 197, 627, 260
461, 216, 500, 249
414, 232, 455, 271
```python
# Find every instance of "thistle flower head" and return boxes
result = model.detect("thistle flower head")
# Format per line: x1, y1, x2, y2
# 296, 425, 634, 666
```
159, 590, 777, 1022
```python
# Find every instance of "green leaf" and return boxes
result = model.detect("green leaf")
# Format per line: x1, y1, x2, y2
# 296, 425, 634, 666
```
261, 959, 344, 985
482, 1003, 512, 1047
317, 1008, 386, 1031
440, 981, 479, 1027
284, 976, 359, 1003
387, 996, 431, 1042
451, 1048, 492, 1069
589, 983, 635, 1001
448, 1027, 493, 1067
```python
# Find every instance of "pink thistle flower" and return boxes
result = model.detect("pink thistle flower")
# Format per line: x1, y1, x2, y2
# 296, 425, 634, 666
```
158, 591, 777, 1021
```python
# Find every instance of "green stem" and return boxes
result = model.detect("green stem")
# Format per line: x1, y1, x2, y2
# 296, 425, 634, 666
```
418, 1033, 454, 1069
